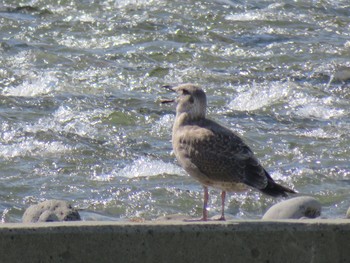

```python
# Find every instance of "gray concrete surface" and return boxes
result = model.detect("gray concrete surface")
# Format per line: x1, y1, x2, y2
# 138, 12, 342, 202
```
0, 220, 349, 263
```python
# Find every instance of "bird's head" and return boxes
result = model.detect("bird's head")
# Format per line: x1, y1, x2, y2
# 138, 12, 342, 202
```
162, 83, 207, 120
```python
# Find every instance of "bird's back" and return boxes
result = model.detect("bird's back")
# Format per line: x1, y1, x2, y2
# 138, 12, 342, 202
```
172, 117, 269, 191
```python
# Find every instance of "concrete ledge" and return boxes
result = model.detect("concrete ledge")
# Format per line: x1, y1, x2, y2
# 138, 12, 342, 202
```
1, 220, 350, 263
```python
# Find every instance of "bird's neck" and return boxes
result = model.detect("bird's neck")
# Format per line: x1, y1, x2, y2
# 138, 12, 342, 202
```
175, 112, 205, 127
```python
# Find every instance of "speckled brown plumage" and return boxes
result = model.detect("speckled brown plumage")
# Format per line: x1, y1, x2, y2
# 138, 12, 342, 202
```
163, 83, 296, 221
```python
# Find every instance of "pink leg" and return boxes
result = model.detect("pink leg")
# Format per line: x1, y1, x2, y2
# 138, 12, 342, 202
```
183, 186, 209, 222
218, 191, 226, 221
202, 186, 209, 221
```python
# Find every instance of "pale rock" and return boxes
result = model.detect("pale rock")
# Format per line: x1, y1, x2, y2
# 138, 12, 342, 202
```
346, 207, 350, 219
262, 196, 321, 220
22, 200, 81, 223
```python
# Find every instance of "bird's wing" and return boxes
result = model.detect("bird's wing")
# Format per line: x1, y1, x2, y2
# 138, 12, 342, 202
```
178, 120, 268, 189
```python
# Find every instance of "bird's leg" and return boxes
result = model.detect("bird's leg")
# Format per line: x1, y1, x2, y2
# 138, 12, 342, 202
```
202, 186, 209, 221
218, 191, 226, 221
183, 186, 209, 222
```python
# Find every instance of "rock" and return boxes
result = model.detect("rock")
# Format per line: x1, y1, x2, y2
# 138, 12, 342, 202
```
262, 196, 321, 220
346, 207, 350, 219
22, 200, 81, 223
78, 210, 119, 221
333, 67, 350, 82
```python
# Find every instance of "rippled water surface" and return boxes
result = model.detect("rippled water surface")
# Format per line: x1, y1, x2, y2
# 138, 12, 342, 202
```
1, 0, 350, 222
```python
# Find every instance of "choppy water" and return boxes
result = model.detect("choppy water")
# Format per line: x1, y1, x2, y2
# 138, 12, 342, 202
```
1, 0, 350, 222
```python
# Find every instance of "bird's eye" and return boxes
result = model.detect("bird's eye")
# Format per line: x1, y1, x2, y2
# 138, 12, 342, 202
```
182, 89, 190, 95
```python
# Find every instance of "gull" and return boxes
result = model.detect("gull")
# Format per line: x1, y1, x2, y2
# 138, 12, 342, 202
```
162, 83, 296, 221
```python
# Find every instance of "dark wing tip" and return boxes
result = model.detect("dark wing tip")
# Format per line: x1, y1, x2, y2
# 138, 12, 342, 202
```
261, 182, 296, 197
260, 169, 296, 197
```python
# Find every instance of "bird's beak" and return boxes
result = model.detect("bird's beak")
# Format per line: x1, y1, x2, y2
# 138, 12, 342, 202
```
160, 85, 176, 104
160, 98, 175, 104
162, 85, 176, 92
160, 99, 175, 104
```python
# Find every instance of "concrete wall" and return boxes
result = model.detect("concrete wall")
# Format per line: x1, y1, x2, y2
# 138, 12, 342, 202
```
0, 220, 349, 263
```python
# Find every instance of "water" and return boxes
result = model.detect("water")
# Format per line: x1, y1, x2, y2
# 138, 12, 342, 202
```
1, 0, 350, 223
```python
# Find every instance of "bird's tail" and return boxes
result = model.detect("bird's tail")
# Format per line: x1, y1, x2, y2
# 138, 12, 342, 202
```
260, 170, 296, 197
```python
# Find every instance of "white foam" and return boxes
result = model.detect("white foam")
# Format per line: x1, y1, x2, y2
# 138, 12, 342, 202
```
225, 11, 266, 22
290, 93, 346, 120
117, 156, 184, 178
297, 128, 340, 139
114, 0, 162, 8
2, 71, 58, 97
229, 81, 346, 120
6, 50, 32, 69
228, 81, 292, 111
225, 5, 308, 23
295, 103, 345, 120
0, 140, 72, 159
25, 106, 114, 139
58, 34, 131, 49
150, 114, 174, 136
0, 106, 115, 159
